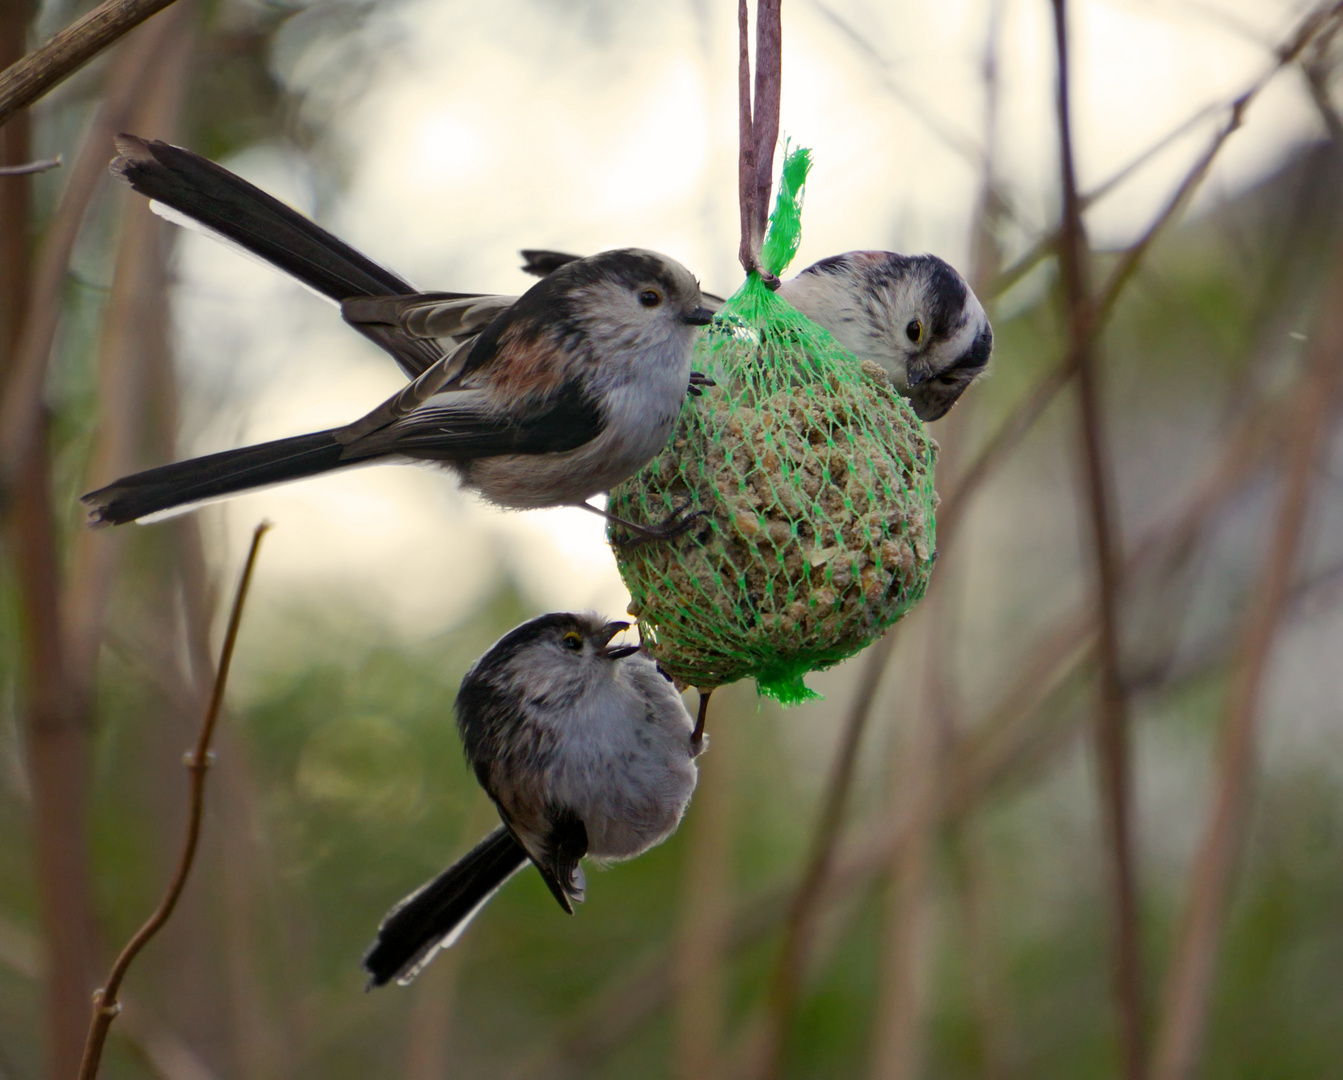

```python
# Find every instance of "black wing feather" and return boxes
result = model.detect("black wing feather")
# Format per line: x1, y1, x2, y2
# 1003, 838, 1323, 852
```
531, 806, 589, 914
350, 380, 604, 460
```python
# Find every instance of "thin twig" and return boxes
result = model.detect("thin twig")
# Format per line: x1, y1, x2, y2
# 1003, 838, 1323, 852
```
990, 100, 1221, 299
0, 0, 182, 128
756, 628, 899, 1080
1302, 20, 1343, 144
0, 12, 172, 506
0, 153, 59, 174
1051, 4, 1146, 1078
939, 0, 1342, 550
77, 522, 272, 1080
1148, 181, 1343, 1080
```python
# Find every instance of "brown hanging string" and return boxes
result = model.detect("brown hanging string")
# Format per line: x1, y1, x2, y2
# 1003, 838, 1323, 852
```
737, 0, 783, 285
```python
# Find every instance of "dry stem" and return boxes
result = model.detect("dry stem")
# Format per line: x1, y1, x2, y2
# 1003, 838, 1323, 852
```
77, 523, 271, 1080
1051, 2, 1145, 1076
0, 0, 182, 128
755, 628, 899, 1079
0, 153, 59, 174
1148, 187, 1343, 1080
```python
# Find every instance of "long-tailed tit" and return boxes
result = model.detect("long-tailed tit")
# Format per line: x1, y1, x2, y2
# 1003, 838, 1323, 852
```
81, 138, 714, 533
362, 612, 698, 988
523, 248, 993, 422
776, 251, 992, 421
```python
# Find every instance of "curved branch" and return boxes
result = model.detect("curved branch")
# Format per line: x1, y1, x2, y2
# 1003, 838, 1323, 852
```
76, 523, 271, 1080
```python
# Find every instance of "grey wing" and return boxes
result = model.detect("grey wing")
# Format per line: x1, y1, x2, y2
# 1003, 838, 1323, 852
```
334, 337, 477, 445
342, 292, 518, 344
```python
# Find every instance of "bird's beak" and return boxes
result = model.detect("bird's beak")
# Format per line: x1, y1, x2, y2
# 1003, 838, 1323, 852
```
683, 306, 715, 326
905, 360, 933, 388
598, 621, 640, 659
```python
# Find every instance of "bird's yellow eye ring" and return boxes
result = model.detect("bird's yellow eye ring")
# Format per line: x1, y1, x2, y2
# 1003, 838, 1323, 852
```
905, 319, 923, 344
639, 289, 662, 308
562, 631, 584, 650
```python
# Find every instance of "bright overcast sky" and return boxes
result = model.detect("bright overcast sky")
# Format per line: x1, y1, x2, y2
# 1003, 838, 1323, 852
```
165, 0, 1327, 642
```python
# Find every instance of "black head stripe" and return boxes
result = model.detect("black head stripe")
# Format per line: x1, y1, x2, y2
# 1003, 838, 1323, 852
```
919, 256, 969, 339
552, 249, 678, 293
798, 252, 861, 277
476, 613, 583, 667
957, 323, 994, 375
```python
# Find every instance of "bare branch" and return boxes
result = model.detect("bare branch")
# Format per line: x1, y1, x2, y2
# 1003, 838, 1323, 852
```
755, 628, 899, 1080
0, 0, 182, 128
1051, 4, 1146, 1077
1148, 200, 1343, 1080
0, 153, 59, 174
77, 523, 271, 1080
941, 0, 1343, 552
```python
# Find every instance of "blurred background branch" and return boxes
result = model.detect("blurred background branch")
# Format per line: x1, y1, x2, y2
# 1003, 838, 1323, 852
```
1051, 3, 1146, 1077
78, 522, 269, 1080
0, 0, 181, 128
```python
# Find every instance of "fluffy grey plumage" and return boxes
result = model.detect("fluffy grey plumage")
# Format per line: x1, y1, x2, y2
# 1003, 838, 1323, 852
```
83, 138, 713, 529
362, 613, 696, 987
776, 250, 993, 421
522, 248, 993, 421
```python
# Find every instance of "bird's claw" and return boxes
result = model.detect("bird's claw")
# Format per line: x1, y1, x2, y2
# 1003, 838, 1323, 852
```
686, 371, 716, 397
612, 501, 706, 549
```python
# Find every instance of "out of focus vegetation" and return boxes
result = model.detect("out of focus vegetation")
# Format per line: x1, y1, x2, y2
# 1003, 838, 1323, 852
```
3, 2, 1343, 1080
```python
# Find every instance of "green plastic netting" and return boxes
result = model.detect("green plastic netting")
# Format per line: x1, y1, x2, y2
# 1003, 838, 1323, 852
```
608, 148, 938, 703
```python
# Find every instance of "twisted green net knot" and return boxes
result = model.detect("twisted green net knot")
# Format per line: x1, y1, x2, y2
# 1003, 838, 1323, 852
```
609, 148, 939, 703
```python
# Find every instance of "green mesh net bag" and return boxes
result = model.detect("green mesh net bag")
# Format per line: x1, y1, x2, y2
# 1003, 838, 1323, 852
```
608, 148, 939, 703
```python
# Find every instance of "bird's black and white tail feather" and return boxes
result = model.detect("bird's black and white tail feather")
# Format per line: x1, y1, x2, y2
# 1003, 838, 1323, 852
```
113, 134, 412, 302
362, 826, 529, 988
111, 134, 446, 378
81, 430, 349, 526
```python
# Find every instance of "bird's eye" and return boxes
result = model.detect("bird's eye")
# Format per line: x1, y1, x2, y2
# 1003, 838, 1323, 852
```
561, 631, 584, 651
905, 319, 923, 344
639, 289, 662, 308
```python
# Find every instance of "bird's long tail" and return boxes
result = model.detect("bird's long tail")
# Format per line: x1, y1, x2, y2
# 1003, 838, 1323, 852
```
362, 826, 529, 989
113, 134, 413, 301
81, 430, 350, 527
111, 134, 445, 377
